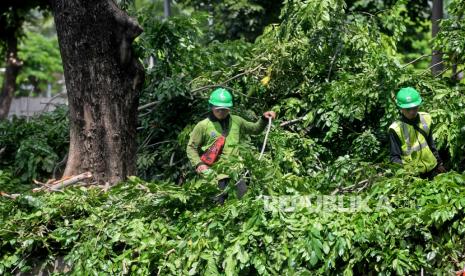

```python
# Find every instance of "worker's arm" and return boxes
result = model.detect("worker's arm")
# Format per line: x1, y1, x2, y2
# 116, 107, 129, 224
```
186, 122, 205, 168
239, 116, 268, 135
389, 129, 403, 165
239, 111, 276, 135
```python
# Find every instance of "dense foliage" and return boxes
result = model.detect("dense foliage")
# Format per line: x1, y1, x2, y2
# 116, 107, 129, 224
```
134, 0, 465, 180
1, 0, 465, 274
177, 0, 283, 41
2, 156, 465, 274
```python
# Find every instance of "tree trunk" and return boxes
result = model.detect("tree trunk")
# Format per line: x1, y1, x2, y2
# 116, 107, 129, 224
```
431, 0, 444, 75
51, 0, 145, 184
0, 34, 22, 120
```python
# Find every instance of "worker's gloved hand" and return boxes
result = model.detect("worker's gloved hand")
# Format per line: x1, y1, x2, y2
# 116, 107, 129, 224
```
196, 164, 210, 173
436, 164, 447, 173
263, 111, 276, 120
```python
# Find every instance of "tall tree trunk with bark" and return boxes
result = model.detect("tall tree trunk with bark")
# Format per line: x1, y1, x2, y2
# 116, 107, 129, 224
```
0, 34, 22, 119
431, 0, 444, 75
51, 0, 145, 184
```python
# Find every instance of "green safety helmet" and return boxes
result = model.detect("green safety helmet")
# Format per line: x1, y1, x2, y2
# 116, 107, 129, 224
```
396, 87, 422, 109
208, 88, 233, 108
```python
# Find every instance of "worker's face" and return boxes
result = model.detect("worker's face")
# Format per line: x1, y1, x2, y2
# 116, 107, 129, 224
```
401, 106, 419, 120
212, 107, 230, 120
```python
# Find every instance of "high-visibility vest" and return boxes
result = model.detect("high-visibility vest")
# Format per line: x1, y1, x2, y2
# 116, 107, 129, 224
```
389, 112, 438, 174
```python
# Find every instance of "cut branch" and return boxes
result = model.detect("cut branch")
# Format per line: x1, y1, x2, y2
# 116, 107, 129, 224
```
331, 179, 369, 195
1, 192, 21, 199
33, 172, 93, 192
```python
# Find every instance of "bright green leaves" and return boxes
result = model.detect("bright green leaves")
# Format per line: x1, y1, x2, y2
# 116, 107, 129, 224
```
351, 130, 381, 161
3, 172, 465, 274
252, 0, 406, 149
3, 1, 465, 275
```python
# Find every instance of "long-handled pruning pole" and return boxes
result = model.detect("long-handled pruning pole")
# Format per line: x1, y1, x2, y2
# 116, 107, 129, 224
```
239, 117, 273, 184
259, 117, 273, 161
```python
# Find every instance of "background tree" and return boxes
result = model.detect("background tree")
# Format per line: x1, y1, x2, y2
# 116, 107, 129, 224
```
50, 0, 145, 184
16, 12, 63, 97
177, 0, 284, 41
431, 0, 444, 75
347, 0, 433, 69
17, 31, 63, 97
0, 0, 49, 119
435, 0, 465, 81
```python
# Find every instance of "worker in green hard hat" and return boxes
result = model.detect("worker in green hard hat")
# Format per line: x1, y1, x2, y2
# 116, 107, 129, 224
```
186, 87, 276, 204
388, 87, 446, 179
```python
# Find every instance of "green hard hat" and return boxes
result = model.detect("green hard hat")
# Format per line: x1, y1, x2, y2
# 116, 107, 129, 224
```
396, 87, 422, 109
209, 88, 233, 108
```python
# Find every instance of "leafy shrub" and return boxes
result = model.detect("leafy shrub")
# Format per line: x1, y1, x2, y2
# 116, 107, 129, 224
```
0, 170, 21, 193
0, 107, 69, 182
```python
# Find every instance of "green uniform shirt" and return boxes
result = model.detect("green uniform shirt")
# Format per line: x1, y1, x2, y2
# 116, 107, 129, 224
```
186, 114, 267, 167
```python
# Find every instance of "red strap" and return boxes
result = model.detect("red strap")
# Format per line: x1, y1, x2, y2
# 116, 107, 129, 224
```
200, 135, 226, 165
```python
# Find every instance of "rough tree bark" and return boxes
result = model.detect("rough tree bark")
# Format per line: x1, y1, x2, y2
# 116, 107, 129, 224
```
431, 0, 444, 75
50, 0, 145, 184
0, 34, 22, 119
